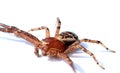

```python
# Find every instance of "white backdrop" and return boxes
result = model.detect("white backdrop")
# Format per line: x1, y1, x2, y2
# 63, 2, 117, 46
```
0, 0, 120, 73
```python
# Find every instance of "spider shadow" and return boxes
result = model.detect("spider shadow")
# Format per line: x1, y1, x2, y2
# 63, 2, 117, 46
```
74, 63, 86, 73
48, 56, 63, 61
0, 36, 33, 46
1, 36, 88, 73
80, 42, 89, 48
48, 56, 86, 73
70, 43, 89, 73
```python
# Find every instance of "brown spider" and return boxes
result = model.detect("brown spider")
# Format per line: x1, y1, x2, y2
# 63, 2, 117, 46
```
0, 17, 115, 73
0, 23, 76, 72
28, 17, 115, 72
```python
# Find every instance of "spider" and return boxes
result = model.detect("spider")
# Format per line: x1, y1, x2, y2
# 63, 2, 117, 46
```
28, 17, 115, 72
0, 23, 76, 73
0, 18, 115, 73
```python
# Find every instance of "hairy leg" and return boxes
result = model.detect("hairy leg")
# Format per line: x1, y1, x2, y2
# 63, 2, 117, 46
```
34, 47, 40, 57
64, 40, 80, 54
80, 39, 115, 53
0, 23, 44, 57
0, 23, 18, 33
0, 23, 10, 32
55, 17, 61, 38
57, 53, 76, 73
0, 23, 9, 28
78, 45, 105, 69
28, 26, 50, 38
64, 41, 105, 69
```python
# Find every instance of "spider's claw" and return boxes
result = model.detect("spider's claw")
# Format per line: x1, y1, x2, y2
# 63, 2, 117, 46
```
109, 49, 116, 53
70, 64, 76, 73
106, 48, 116, 53
99, 65, 105, 70
57, 17, 61, 23
0, 23, 9, 28
34, 52, 41, 57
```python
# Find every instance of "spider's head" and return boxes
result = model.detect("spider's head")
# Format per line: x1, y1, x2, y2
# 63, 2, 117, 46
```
57, 31, 79, 47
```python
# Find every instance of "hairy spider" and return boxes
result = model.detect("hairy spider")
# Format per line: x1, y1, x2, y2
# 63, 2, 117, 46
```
0, 23, 76, 73
0, 18, 115, 73
28, 17, 115, 72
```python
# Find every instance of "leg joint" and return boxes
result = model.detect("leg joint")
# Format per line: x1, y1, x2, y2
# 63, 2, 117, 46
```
90, 53, 94, 56
57, 26, 60, 29
96, 41, 101, 44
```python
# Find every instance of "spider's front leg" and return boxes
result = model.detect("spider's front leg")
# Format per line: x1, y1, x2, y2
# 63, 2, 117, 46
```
28, 26, 50, 38
34, 47, 46, 57
55, 17, 61, 38
0, 23, 19, 33
64, 40, 105, 69
80, 39, 115, 53
0, 23, 45, 57
34, 47, 41, 57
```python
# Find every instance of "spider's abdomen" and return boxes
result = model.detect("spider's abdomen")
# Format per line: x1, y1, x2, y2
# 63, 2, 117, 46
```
57, 31, 79, 47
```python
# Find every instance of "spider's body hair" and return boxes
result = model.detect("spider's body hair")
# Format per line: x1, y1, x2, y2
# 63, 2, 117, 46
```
57, 31, 79, 47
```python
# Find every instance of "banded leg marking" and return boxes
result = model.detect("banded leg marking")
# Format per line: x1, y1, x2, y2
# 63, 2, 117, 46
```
28, 26, 50, 38
78, 45, 105, 69
80, 39, 115, 53
55, 17, 61, 38
64, 40, 105, 69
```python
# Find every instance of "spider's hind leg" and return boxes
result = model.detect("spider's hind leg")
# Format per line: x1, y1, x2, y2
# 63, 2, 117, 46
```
57, 53, 76, 73
64, 40, 81, 54
64, 41, 105, 69
78, 45, 105, 69
80, 39, 115, 53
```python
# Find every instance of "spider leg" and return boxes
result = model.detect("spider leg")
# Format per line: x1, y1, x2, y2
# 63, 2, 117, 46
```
0, 23, 11, 32
34, 42, 48, 57
80, 39, 115, 53
57, 53, 76, 73
78, 45, 105, 69
28, 26, 50, 38
0, 28, 6, 32
64, 41, 105, 69
34, 47, 40, 57
0, 23, 10, 28
55, 17, 61, 38
64, 40, 80, 54
0, 23, 18, 33
0, 27, 13, 33
0, 23, 46, 58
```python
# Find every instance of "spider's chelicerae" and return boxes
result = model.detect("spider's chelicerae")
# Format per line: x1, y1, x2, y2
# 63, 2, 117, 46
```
0, 18, 115, 73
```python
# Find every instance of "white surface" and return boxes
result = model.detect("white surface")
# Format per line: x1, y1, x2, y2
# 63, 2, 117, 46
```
0, 0, 120, 73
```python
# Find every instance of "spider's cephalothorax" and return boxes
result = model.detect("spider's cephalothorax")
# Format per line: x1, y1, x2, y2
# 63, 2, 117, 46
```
57, 31, 79, 47
0, 18, 115, 73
